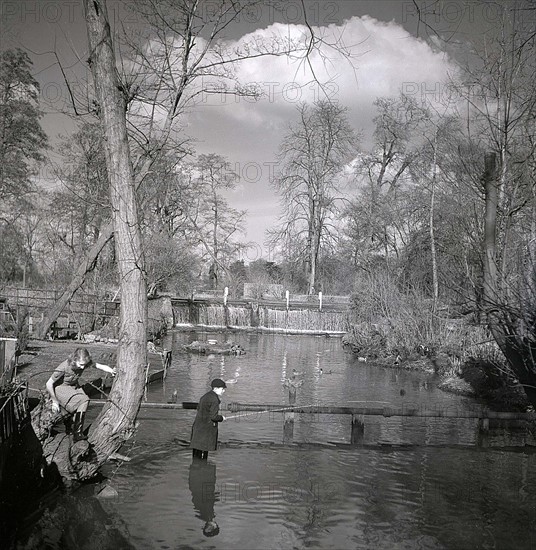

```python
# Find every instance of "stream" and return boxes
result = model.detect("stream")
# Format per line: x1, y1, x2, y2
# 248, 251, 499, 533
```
16, 331, 536, 549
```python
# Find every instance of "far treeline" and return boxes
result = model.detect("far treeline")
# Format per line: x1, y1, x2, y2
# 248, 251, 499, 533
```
0, 1, 535, 476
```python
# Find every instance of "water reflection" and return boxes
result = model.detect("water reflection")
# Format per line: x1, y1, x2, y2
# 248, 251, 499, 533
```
20, 332, 536, 549
15, 493, 135, 550
188, 458, 220, 538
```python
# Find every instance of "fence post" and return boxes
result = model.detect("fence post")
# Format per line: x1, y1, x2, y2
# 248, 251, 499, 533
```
288, 386, 297, 405
162, 350, 172, 379
477, 417, 490, 447
351, 414, 365, 445
223, 287, 230, 327
283, 387, 295, 444
319, 291, 323, 311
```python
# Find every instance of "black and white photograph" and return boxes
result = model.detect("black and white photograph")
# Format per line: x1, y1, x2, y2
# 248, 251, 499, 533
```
1, 1, 535, 548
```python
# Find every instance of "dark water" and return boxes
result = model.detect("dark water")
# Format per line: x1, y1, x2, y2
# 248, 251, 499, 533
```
17, 331, 536, 549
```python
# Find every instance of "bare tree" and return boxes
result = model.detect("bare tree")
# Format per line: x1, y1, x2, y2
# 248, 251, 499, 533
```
481, 153, 536, 406
184, 154, 246, 289
32, 0, 148, 483
345, 94, 429, 270
270, 101, 356, 294
32, 0, 353, 479
82, 0, 148, 464
442, 1, 536, 405
37, 0, 340, 337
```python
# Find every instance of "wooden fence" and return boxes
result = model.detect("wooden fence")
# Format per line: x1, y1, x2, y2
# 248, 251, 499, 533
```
0, 286, 120, 335
0, 383, 28, 445
0, 336, 28, 445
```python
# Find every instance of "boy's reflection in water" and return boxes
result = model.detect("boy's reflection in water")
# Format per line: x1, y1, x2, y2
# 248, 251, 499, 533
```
188, 458, 220, 537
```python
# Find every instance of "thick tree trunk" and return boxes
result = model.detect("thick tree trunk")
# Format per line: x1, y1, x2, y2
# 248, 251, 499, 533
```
308, 237, 318, 295
307, 207, 321, 295
84, 0, 147, 460
481, 152, 536, 407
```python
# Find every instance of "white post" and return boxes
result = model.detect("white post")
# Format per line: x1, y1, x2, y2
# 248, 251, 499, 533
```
286, 290, 290, 311
319, 291, 323, 311
224, 286, 229, 306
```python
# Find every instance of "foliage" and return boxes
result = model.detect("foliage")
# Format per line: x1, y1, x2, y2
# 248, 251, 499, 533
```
50, 122, 110, 252
0, 49, 47, 286
226, 260, 247, 298
344, 95, 430, 269
0, 223, 25, 282
349, 269, 480, 357
248, 259, 282, 283
0, 49, 47, 208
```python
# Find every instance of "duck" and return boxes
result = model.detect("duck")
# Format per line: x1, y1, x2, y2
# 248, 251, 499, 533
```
167, 389, 178, 403
283, 378, 304, 388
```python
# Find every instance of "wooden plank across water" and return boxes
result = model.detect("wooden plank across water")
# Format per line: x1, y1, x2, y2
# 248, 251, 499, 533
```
91, 400, 199, 409
88, 400, 536, 421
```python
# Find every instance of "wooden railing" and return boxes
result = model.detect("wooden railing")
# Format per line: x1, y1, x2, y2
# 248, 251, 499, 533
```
89, 399, 535, 447
0, 382, 29, 444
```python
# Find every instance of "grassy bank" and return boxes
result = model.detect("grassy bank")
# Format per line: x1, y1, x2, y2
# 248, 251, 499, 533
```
346, 275, 531, 411
343, 322, 530, 412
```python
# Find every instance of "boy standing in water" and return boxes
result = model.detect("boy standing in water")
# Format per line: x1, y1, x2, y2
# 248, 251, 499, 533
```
190, 378, 227, 460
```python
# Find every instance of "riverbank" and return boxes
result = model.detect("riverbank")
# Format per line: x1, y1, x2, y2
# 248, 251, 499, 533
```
341, 319, 533, 412
351, 351, 531, 412
17, 335, 531, 414
15, 339, 166, 400
11, 330, 536, 550
16, 340, 120, 396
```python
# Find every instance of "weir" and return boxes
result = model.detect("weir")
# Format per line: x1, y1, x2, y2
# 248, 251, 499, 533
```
171, 298, 350, 334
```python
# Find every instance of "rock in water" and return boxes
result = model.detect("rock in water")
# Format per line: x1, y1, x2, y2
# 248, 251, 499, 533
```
97, 484, 119, 499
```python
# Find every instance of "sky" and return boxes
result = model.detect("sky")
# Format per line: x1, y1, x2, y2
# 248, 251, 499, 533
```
0, 0, 502, 261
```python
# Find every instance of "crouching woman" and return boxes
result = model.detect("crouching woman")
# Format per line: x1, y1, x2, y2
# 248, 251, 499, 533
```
46, 347, 116, 441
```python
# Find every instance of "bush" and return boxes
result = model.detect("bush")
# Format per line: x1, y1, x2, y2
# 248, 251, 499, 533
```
349, 271, 462, 357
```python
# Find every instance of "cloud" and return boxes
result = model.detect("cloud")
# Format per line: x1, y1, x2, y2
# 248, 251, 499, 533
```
148, 15, 459, 248
192, 16, 457, 132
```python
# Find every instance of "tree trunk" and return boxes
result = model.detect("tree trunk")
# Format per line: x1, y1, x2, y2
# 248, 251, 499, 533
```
481, 152, 536, 407
430, 132, 439, 311
482, 153, 499, 304
36, 224, 113, 339
83, 0, 147, 461
308, 218, 319, 295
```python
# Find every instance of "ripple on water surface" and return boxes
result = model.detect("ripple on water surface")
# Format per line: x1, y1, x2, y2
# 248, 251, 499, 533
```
19, 331, 536, 550
104, 444, 536, 550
